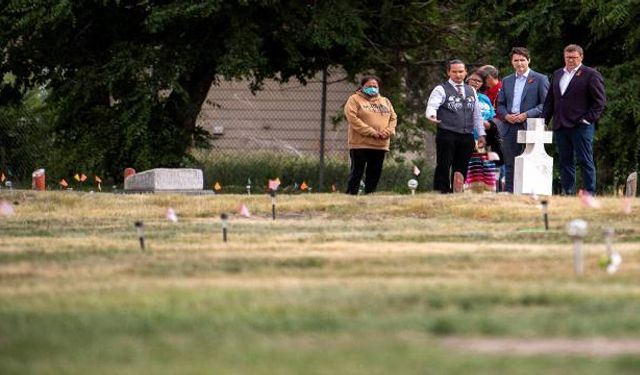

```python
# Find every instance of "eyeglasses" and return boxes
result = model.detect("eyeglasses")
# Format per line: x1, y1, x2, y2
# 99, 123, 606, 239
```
467, 78, 483, 83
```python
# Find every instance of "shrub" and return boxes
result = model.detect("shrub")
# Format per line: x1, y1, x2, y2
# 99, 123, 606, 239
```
191, 151, 433, 194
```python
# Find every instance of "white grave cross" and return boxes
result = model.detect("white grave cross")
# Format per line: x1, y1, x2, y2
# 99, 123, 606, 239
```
514, 118, 553, 195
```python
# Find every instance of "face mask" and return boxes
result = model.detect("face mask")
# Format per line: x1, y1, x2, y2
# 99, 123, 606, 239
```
362, 86, 379, 96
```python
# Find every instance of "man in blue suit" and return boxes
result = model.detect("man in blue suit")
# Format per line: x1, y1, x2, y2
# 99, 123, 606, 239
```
496, 47, 550, 193
543, 44, 606, 195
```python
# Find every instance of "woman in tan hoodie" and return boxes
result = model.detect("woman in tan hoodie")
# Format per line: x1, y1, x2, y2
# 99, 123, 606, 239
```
344, 75, 397, 194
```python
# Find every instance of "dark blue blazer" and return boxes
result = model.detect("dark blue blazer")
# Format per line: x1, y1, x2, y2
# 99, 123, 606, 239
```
496, 69, 549, 120
542, 65, 606, 130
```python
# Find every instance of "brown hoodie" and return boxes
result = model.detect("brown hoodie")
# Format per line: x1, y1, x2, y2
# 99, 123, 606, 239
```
344, 91, 397, 151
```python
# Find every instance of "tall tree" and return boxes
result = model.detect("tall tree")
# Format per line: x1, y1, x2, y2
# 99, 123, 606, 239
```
1, 0, 486, 180
0, 1, 370, 178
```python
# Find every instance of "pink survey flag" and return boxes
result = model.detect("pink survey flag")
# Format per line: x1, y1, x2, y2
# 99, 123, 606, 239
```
238, 203, 251, 218
579, 189, 601, 209
412, 165, 421, 176
0, 200, 15, 217
165, 208, 178, 223
268, 178, 281, 191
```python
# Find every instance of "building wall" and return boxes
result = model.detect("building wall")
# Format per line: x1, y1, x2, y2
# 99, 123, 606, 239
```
197, 71, 356, 159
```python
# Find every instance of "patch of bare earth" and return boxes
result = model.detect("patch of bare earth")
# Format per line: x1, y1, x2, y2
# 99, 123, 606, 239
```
442, 337, 640, 357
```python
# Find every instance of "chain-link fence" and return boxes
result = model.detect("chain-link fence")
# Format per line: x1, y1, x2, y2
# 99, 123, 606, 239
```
196, 70, 355, 160
0, 106, 55, 187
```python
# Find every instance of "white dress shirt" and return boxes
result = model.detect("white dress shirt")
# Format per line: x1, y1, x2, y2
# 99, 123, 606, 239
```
510, 69, 529, 114
559, 64, 581, 95
425, 79, 485, 137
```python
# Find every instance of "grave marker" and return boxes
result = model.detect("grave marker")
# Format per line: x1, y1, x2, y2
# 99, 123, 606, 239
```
626, 172, 637, 197
124, 168, 203, 192
514, 118, 553, 195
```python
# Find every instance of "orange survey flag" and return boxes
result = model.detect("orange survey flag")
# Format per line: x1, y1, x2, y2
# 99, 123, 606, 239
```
300, 181, 308, 191
214, 182, 222, 191
59, 179, 69, 188
74, 173, 81, 182
80, 173, 87, 182
0, 172, 5, 182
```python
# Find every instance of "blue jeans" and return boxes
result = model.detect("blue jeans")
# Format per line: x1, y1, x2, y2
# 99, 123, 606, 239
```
554, 124, 596, 195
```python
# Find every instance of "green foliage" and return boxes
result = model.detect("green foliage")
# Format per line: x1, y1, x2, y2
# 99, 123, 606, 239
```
0, 1, 371, 180
0, 91, 56, 184
0, 1, 488, 180
193, 152, 433, 194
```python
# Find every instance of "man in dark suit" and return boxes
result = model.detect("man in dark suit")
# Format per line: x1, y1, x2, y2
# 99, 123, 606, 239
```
543, 44, 606, 195
497, 47, 550, 193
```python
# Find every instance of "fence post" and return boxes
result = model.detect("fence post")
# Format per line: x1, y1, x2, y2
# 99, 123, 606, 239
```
318, 67, 327, 192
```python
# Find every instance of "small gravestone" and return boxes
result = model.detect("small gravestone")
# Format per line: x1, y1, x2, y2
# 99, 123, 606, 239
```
514, 118, 553, 196
626, 172, 637, 197
124, 168, 204, 193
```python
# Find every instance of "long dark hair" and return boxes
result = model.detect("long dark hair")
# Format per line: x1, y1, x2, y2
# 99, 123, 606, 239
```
467, 69, 487, 93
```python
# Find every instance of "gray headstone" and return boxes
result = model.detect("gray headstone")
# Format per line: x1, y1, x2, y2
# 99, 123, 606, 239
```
626, 172, 637, 197
124, 168, 203, 192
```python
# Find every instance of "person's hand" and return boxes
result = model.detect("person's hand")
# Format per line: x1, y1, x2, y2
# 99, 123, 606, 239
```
504, 114, 517, 124
483, 120, 491, 129
427, 115, 441, 123
477, 136, 486, 149
379, 129, 390, 139
515, 112, 528, 123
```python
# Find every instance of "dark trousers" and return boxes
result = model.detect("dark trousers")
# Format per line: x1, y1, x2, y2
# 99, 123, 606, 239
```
485, 121, 504, 166
433, 128, 475, 193
497, 121, 526, 193
554, 124, 596, 195
346, 149, 386, 195
486, 121, 505, 191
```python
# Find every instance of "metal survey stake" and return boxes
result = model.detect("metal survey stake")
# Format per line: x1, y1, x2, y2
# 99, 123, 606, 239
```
246, 178, 252, 195
541, 199, 549, 231
134, 221, 145, 250
567, 219, 588, 275
603, 227, 622, 274
221, 213, 228, 242
270, 190, 276, 220
604, 227, 616, 261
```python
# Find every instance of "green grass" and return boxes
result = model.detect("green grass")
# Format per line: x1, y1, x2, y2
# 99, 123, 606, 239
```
1, 191, 640, 374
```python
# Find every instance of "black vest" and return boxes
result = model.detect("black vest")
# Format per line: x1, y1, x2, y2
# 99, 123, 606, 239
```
436, 82, 476, 134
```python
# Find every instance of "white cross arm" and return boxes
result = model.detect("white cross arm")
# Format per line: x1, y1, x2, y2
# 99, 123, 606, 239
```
517, 130, 553, 144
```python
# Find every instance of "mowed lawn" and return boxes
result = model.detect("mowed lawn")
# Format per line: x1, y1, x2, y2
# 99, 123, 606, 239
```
1, 191, 640, 374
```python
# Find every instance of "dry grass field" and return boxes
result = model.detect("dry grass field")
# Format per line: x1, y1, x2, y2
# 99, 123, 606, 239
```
1, 190, 640, 374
